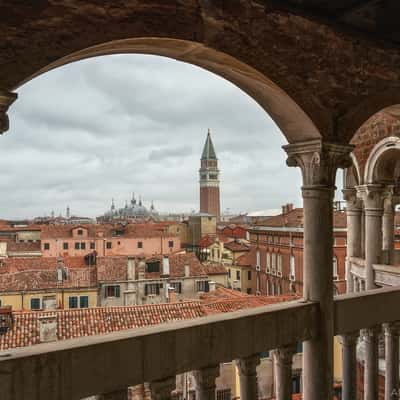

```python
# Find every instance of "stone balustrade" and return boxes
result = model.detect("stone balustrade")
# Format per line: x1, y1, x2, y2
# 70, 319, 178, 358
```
1, 287, 400, 399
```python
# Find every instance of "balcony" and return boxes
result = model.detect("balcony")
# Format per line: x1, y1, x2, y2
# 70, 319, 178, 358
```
0, 287, 399, 399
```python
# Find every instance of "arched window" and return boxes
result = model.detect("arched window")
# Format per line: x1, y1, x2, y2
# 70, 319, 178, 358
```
333, 256, 338, 280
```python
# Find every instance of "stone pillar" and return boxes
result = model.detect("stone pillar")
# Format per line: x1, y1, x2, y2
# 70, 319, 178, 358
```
362, 326, 381, 400
193, 365, 220, 400
236, 354, 260, 400
384, 323, 400, 400
99, 389, 128, 400
383, 190, 395, 265
339, 332, 358, 400
357, 185, 385, 290
353, 276, 358, 292
283, 140, 353, 400
0, 91, 17, 134
272, 345, 296, 400
150, 376, 175, 400
343, 189, 362, 293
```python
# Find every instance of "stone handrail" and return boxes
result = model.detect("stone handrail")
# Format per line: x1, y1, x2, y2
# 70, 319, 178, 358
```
0, 300, 317, 400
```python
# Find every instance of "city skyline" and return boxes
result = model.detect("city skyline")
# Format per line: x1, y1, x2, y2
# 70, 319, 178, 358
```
0, 53, 344, 219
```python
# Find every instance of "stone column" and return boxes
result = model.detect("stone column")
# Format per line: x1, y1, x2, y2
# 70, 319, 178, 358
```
384, 323, 400, 400
353, 276, 358, 292
150, 376, 175, 400
272, 345, 296, 400
362, 326, 381, 400
283, 139, 353, 400
236, 354, 260, 400
99, 388, 128, 400
0, 91, 17, 134
339, 332, 358, 400
357, 185, 385, 290
343, 189, 362, 293
193, 365, 220, 400
383, 189, 395, 265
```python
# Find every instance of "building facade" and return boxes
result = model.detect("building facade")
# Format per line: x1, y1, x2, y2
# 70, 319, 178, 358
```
199, 130, 220, 220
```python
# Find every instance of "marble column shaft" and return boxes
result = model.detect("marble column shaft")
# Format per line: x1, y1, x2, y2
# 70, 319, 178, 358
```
193, 365, 220, 400
340, 332, 358, 400
272, 346, 296, 400
150, 376, 175, 400
362, 326, 381, 400
236, 354, 260, 400
384, 323, 400, 400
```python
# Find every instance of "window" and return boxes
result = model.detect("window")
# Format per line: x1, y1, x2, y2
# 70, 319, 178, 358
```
266, 252, 271, 273
69, 296, 78, 309
81, 242, 86, 250
266, 280, 270, 296
77, 229, 83, 235
228, 269, 231, 278
80, 296, 89, 308
146, 261, 160, 273
90, 242, 95, 250
75, 242, 80, 250
277, 254, 283, 276
169, 282, 182, 294
268, 236, 273, 244
63, 242, 68, 250
333, 256, 338, 280
290, 255, 296, 281
247, 271, 252, 281
44, 243, 50, 250
106, 241, 112, 249
138, 241, 143, 249
168, 240, 174, 248
217, 389, 231, 400
105, 285, 120, 298
196, 280, 209, 292
247, 288, 252, 294
30, 298, 41, 310
271, 253, 277, 274
236, 270, 240, 280
256, 249, 260, 267
145, 283, 162, 295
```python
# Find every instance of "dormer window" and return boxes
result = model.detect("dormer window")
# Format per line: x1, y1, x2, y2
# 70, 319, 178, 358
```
77, 229, 83, 235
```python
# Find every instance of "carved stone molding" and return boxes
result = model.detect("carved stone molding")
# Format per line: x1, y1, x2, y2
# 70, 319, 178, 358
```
150, 376, 175, 400
271, 345, 296, 367
0, 91, 17, 134
383, 322, 400, 337
192, 365, 220, 391
356, 184, 386, 212
283, 139, 354, 187
236, 354, 260, 377
361, 326, 381, 342
342, 188, 362, 212
339, 331, 359, 347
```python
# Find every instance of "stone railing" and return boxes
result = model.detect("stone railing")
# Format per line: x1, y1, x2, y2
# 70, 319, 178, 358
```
1, 287, 400, 400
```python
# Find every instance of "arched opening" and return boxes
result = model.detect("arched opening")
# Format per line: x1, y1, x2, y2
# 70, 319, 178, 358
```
9, 38, 320, 145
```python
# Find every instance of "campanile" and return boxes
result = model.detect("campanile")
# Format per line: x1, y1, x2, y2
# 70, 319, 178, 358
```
199, 129, 220, 220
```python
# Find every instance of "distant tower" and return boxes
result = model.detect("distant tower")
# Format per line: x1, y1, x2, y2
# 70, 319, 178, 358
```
66, 205, 70, 219
199, 129, 220, 219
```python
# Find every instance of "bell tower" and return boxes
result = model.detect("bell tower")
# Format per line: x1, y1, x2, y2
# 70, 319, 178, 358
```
199, 129, 220, 219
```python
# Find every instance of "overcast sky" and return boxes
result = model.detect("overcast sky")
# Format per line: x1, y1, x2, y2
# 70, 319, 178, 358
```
1, 54, 343, 219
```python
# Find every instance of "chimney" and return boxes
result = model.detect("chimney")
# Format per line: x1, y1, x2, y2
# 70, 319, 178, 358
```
38, 314, 57, 343
287, 203, 294, 212
281, 204, 287, 215
127, 256, 136, 280
209, 281, 216, 292
162, 255, 170, 276
168, 286, 176, 303
184, 264, 190, 277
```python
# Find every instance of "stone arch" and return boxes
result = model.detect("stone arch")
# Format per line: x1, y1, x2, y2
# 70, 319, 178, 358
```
364, 136, 400, 184
9, 38, 320, 144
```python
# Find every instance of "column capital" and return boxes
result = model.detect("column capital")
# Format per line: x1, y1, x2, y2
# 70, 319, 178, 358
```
339, 331, 359, 346
150, 376, 175, 400
342, 188, 362, 212
283, 139, 354, 187
383, 322, 400, 337
271, 345, 297, 366
193, 365, 220, 391
356, 184, 386, 212
0, 91, 17, 134
361, 325, 381, 341
236, 354, 260, 377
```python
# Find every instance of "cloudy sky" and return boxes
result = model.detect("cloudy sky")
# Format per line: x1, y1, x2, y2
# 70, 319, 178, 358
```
1, 54, 343, 219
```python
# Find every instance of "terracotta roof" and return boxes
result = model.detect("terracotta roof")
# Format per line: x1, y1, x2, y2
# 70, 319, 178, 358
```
0, 290, 298, 350
236, 248, 257, 267
224, 241, 250, 252
255, 209, 346, 229
198, 235, 216, 248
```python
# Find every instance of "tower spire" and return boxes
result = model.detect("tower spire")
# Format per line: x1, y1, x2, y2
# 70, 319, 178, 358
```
199, 129, 221, 220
